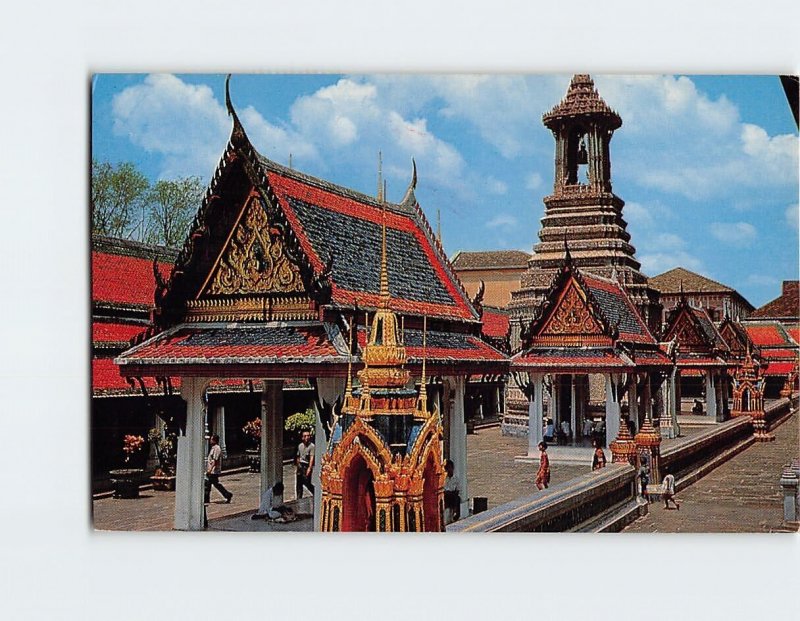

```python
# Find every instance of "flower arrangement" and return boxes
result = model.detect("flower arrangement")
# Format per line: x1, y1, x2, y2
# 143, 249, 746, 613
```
242, 417, 262, 439
285, 408, 316, 434
122, 434, 145, 463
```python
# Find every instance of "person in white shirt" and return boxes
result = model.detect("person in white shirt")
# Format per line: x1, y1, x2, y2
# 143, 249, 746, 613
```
204, 434, 233, 504
252, 482, 293, 521
582, 418, 594, 440
544, 419, 555, 442
443, 460, 462, 524
662, 470, 680, 510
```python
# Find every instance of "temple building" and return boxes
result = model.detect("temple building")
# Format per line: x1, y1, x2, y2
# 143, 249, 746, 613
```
649, 267, 754, 323
451, 250, 531, 308
660, 293, 731, 421
509, 74, 662, 344
509, 252, 674, 454
114, 78, 507, 530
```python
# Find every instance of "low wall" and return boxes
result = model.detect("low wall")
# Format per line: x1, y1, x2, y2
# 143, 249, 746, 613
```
453, 398, 797, 532
449, 464, 638, 533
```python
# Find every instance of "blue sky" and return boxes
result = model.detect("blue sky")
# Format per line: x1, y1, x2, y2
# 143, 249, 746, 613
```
92, 73, 798, 308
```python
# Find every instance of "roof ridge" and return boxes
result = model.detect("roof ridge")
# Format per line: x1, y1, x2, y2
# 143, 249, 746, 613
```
257, 153, 415, 217
650, 266, 734, 292
92, 235, 179, 261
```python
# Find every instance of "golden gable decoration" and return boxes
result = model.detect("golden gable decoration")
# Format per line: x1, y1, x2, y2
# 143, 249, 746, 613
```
540, 281, 603, 336
203, 194, 304, 296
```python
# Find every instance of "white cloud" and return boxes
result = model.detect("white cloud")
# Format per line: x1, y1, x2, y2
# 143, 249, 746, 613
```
485, 176, 508, 195
112, 74, 315, 179
486, 214, 517, 229
786, 203, 799, 231
525, 172, 543, 191
636, 231, 704, 276
745, 274, 780, 288
709, 221, 757, 246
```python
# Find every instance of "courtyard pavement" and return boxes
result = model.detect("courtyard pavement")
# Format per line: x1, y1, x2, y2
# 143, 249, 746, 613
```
623, 411, 799, 533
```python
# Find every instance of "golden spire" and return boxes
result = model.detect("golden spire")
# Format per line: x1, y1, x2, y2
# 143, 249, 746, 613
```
377, 151, 384, 202
345, 317, 354, 400
415, 315, 429, 420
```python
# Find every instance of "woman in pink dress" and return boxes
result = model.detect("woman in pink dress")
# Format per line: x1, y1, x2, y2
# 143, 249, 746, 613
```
536, 442, 550, 490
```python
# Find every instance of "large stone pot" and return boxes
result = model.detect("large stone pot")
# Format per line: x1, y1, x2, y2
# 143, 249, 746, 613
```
109, 469, 144, 499
245, 449, 260, 473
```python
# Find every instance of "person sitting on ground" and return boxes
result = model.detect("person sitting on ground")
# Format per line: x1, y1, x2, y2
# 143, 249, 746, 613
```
252, 482, 295, 522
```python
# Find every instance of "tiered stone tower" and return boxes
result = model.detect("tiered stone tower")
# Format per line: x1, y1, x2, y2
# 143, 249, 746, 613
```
509, 74, 661, 346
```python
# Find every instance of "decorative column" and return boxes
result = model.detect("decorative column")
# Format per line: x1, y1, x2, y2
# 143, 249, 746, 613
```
212, 404, 227, 458
447, 376, 469, 519
780, 462, 799, 523
610, 416, 637, 466
261, 380, 284, 498
527, 373, 544, 456
550, 375, 560, 428
175, 377, 211, 531
604, 374, 621, 449
706, 371, 718, 420
569, 374, 577, 444
668, 367, 680, 438
635, 414, 662, 484
313, 377, 346, 530
628, 375, 639, 433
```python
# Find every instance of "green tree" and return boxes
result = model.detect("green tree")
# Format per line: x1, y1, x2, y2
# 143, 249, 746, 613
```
91, 160, 150, 238
144, 177, 205, 247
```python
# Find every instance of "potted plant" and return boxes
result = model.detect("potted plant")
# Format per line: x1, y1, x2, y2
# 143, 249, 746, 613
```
285, 408, 316, 436
109, 434, 146, 499
148, 428, 178, 491
242, 417, 262, 472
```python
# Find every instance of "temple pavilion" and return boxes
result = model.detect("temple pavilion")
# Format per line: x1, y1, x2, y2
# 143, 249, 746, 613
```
510, 251, 674, 457
115, 79, 506, 530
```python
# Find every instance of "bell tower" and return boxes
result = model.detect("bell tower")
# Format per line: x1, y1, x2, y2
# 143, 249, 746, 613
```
509, 74, 662, 343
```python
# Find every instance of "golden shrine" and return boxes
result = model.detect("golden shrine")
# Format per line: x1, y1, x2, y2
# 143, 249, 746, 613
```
731, 347, 774, 442
319, 212, 445, 532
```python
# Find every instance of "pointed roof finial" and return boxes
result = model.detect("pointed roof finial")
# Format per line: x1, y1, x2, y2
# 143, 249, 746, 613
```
416, 315, 429, 419
377, 151, 384, 202
401, 158, 418, 207
225, 74, 247, 144
225, 74, 235, 116
288, 153, 293, 169
345, 317, 354, 399
563, 231, 572, 265
437, 208, 442, 244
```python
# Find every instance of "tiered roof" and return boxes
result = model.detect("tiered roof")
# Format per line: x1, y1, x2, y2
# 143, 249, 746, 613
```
742, 320, 799, 376
542, 74, 621, 129
117, 79, 506, 381
512, 256, 671, 372
661, 295, 729, 369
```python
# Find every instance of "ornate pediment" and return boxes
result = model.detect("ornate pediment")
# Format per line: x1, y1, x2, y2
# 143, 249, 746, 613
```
667, 309, 706, 350
200, 193, 305, 297
538, 279, 605, 339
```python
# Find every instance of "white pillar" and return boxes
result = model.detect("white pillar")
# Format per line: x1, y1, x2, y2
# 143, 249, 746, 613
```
628, 375, 639, 432
528, 373, 544, 456
213, 405, 227, 458
175, 377, 210, 531
550, 375, 559, 426
448, 376, 469, 518
261, 381, 284, 499
313, 377, 346, 531
569, 375, 577, 444
706, 371, 717, 420
605, 374, 621, 448
669, 368, 680, 438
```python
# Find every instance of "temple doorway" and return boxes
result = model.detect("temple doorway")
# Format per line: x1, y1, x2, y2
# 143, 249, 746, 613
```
341, 452, 376, 532
422, 453, 441, 532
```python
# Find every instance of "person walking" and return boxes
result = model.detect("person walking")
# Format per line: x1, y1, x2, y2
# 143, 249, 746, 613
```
443, 459, 462, 524
535, 442, 551, 490
662, 469, 680, 510
205, 434, 233, 504
295, 430, 315, 499
638, 451, 651, 502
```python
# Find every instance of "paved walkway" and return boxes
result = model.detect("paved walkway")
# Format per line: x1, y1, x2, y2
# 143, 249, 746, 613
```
624, 411, 799, 533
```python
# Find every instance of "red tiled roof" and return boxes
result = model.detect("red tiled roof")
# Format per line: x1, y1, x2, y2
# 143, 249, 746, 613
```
759, 348, 798, 359
266, 170, 476, 321
92, 251, 173, 307
512, 347, 632, 370
120, 324, 343, 365
481, 310, 510, 339
743, 323, 795, 347
355, 327, 506, 364
631, 349, 674, 366
93, 322, 147, 345
675, 355, 728, 368
788, 328, 800, 344
649, 267, 734, 294
763, 361, 798, 376
93, 358, 162, 395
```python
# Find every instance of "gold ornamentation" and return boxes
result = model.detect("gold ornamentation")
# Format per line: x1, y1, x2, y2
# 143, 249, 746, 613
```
203, 195, 304, 296
540, 281, 603, 337
185, 294, 315, 322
